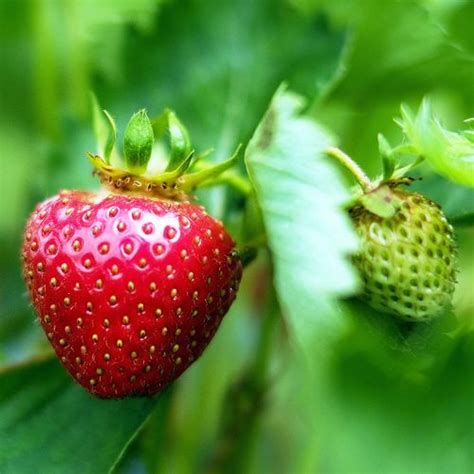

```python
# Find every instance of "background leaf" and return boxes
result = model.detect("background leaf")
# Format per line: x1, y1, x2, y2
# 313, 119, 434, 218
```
397, 100, 474, 187
0, 357, 159, 474
1, 0, 473, 472
245, 86, 359, 349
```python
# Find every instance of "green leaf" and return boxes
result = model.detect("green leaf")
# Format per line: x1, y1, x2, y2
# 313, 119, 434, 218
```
245, 86, 359, 351
0, 358, 157, 474
397, 99, 474, 187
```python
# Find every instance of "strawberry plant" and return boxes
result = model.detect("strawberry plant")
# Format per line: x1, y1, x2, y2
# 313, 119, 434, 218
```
1, 1, 473, 473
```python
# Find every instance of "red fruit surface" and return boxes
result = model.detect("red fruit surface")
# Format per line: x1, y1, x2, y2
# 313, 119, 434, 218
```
22, 191, 242, 398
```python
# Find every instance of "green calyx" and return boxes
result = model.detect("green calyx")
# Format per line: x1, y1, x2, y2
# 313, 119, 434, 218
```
123, 109, 154, 173
88, 96, 244, 200
325, 144, 419, 219
326, 97, 474, 218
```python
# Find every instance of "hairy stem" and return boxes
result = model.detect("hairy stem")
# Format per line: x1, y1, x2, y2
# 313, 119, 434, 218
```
325, 146, 373, 192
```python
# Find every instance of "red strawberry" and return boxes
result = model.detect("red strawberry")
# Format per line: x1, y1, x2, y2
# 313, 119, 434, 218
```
22, 190, 242, 398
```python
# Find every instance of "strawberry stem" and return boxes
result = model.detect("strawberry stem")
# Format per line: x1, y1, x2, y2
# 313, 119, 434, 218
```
325, 146, 373, 192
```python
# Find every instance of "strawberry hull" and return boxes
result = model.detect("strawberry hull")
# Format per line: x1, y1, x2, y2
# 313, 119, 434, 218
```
22, 191, 242, 398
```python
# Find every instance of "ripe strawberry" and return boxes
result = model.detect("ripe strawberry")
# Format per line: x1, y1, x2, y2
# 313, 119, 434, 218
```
350, 189, 456, 321
21, 106, 243, 398
22, 191, 241, 397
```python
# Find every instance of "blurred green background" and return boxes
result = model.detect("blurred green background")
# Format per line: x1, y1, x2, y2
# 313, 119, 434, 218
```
0, 1, 473, 473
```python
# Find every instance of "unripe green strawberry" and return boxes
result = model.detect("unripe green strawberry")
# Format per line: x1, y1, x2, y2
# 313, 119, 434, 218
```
350, 189, 456, 321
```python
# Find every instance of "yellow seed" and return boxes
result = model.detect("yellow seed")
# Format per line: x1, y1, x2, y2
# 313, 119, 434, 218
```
131, 351, 138, 359
76, 317, 83, 327
103, 319, 110, 328
80, 345, 87, 354
139, 330, 146, 338
145, 365, 151, 373
170, 289, 177, 298
65, 325, 71, 334
109, 295, 117, 305
104, 353, 111, 361
122, 315, 130, 324
155, 308, 162, 317
99, 244, 109, 254
86, 302, 93, 312
84, 258, 92, 269
72, 240, 81, 251
175, 357, 182, 365
96, 368, 103, 375
162, 327, 168, 336
44, 314, 51, 323
60, 263, 69, 273
96, 279, 103, 289
188, 272, 194, 281
59, 338, 66, 346
149, 282, 157, 292
111, 264, 119, 275
92, 334, 99, 342
127, 281, 135, 291
172, 344, 179, 353
50, 277, 57, 287
137, 303, 144, 313
116, 339, 123, 348
89, 379, 96, 386
63, 297, 71, 306
149, 345, 156, 353
175, 328, 181, 336
75, 357, 81, 364
139, 258, 147, 268
37, 262, 44, 271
